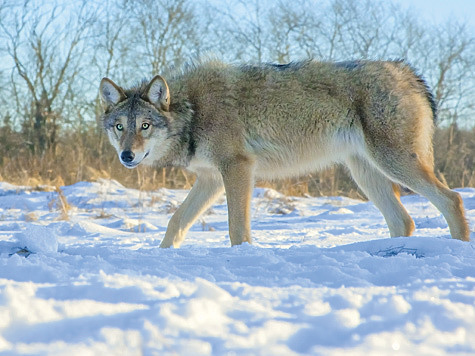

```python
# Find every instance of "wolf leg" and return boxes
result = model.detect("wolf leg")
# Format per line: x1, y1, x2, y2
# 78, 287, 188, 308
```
367, 151, 470, 241
220, 156, 255, 246
346, 156, 415, 237
160, 171, 224, 248
415, 175, 470, 241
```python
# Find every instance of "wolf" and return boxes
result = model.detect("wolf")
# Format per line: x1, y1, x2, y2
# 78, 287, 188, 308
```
99, 59, 470, 247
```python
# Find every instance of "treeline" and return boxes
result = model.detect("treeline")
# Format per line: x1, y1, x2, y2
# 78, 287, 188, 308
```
0, 0, 474, 197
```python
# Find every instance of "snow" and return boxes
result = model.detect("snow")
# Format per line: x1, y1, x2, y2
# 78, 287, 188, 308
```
0, 178, 474, 355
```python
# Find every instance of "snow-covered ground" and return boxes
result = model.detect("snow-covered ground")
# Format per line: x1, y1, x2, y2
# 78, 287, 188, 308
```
0, 179, 474, 355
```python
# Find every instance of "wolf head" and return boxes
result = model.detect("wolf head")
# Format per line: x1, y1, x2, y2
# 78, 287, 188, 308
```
99, 76, 171, 169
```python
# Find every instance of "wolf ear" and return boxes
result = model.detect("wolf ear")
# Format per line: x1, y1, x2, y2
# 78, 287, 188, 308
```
146, 75, 170, 111
100, 78, 126, 109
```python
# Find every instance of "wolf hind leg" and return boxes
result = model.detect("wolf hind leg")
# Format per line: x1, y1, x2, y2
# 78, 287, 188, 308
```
367, 149, 470, 241
346, 156, 415, 237
160, 171, 224, 248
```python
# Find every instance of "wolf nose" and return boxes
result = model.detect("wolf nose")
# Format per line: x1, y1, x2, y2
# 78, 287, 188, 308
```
121, 150, 135, 163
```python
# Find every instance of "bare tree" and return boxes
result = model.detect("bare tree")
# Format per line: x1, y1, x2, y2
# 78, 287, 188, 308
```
0, 0, 96, 154
421, 21, 475, 126
206, 0, 273, 63
121, 0, 201, 75
92, 0, 131, 81
268, 1, 316, 62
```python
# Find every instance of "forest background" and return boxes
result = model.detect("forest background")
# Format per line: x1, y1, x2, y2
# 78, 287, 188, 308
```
1, 0, 474, 199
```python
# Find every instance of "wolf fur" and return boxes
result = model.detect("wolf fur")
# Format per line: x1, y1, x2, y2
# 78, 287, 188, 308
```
99, 59, 470, 247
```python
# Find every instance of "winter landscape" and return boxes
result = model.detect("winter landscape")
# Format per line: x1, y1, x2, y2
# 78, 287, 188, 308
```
0, 179, 474, 355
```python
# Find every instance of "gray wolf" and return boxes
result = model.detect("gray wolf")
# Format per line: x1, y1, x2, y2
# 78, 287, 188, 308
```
99, 59, 470, 247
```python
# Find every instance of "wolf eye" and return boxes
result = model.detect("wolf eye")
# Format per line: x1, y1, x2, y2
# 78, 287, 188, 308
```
116, 123, 124, 131
141, 123, 150, 130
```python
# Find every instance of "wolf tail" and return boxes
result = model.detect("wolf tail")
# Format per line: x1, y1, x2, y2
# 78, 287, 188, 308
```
415, 72, 437, 123
403, 61, 438, 124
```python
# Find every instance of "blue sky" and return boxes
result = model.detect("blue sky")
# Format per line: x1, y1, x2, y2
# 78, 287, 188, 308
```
396, 0, 475, 28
